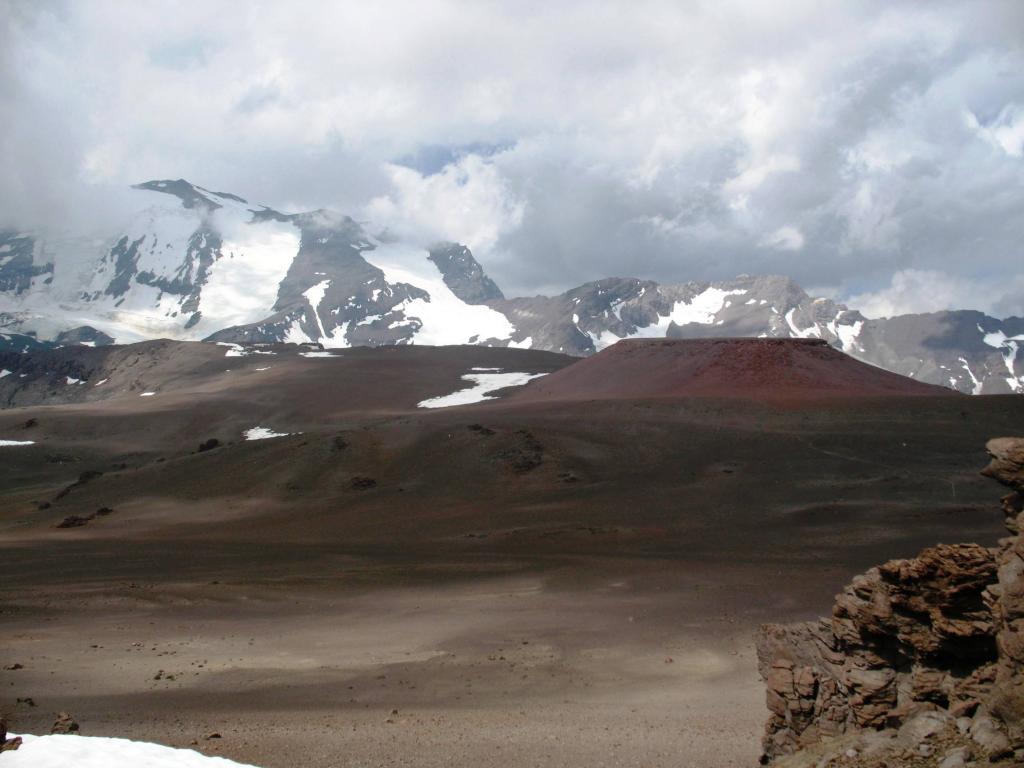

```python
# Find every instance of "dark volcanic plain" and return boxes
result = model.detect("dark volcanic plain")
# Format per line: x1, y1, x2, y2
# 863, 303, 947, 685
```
1, 338, 1022, 767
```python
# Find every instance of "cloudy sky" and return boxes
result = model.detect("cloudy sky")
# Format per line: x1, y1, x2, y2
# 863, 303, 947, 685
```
3, 0, 1024, 317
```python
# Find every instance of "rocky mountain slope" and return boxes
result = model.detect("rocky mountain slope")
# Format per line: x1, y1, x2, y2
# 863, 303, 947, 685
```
757, 437, 1024, 766
1, 179, 1021, 394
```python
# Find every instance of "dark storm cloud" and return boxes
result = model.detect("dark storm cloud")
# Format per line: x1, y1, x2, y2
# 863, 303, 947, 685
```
1, 0, 1022, 315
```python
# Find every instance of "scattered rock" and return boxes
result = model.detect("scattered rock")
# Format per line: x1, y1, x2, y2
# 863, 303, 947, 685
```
56, 506, 114, 528
16, 697, 36, 707
197, 438, 220, 453
467, 423, 495, 436
4, 663, 23, 671
332, 434, 350, 450
22, 418, 37, 429
205, 732, 221, 740
495, 430, 543, 473
898, 710, 950, 744
350, 476, 377, 490
938, 745, 973, 768
51, 712, 79, 734
54, 469, 104, 501
968, 712, 1010, 754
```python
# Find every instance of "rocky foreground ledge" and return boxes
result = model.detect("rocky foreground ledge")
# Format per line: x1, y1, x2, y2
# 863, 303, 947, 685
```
757, 437, 1024, 767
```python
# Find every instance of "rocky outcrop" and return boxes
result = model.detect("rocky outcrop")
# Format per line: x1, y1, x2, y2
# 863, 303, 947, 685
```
50, 712, 79, 734
757, 438, 1024, 766
981, 437, 1024, 533
428, 242, 504, 304
983, 438, 1024, 746
0, 718, 23, 751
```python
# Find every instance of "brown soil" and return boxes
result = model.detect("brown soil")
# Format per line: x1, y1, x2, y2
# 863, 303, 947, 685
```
0, 340, 1020, 767
510, 338, 954, 403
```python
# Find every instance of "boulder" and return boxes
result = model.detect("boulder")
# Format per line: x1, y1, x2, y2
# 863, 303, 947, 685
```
51, 712, 79, 734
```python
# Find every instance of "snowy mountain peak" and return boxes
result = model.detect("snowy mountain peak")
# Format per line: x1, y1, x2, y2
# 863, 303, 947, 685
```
427, 243, 505, 304
133, 179, 250, 212
0, 180, 1021, 395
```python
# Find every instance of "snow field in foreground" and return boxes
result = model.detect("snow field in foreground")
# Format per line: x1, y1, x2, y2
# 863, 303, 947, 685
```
4, 733, 261, 768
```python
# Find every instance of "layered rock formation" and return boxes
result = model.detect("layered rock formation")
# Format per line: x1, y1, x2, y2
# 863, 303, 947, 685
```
756, 437, 1024, 766
984, 438, 1024, 747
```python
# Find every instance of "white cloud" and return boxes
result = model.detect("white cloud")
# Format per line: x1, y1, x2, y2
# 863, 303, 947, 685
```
1, 0, 1023, 306
965, 104, 1024, 158
363, 154, 524, 254
845, 269, 1024, 319
760, 225, 805, 251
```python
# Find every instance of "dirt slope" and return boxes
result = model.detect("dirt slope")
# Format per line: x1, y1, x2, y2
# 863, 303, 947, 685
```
510, 338, 954, 403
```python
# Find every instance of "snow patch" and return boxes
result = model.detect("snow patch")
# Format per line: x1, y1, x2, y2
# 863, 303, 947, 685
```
299, 350, 337, 358
784, 308, 823, 339
364, 242, 514, 346
303, 279, 332, 342
243, 426, 292, 440
221, 342, 276, 358
958, 357, 984, 395
282, 317, 312, 345
418, 372, 548, 408
981, 327, 1024, 391
0, 439, 35, 446
669, 288, 746, 325
195, 225, 299, 337
587, 287, 747, 351
3, 733, 260, 767
139, 392, 156, 397
94, 378, 108, 386
66, 377, 83, 385
0, 369, 11, 378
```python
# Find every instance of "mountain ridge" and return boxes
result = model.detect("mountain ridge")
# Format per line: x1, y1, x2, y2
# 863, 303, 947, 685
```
1, 179, 1021, 395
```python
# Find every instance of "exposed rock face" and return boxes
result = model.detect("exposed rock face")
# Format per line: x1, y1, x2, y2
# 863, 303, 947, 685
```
983, 438, 1024, 745
428, 242, 504, 304
0, 231, 53, 295
53, 326, 115, 347
757, 437, 1024, 765
981, 437, 1024, 533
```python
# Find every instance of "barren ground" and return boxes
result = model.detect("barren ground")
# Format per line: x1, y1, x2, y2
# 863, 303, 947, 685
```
2, 342, 1023, 767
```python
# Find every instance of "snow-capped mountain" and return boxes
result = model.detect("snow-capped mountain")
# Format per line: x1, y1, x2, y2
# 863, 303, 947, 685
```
0, 179, 301, 343
0, 179, 1021, 394
493, 275, 1024, 395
